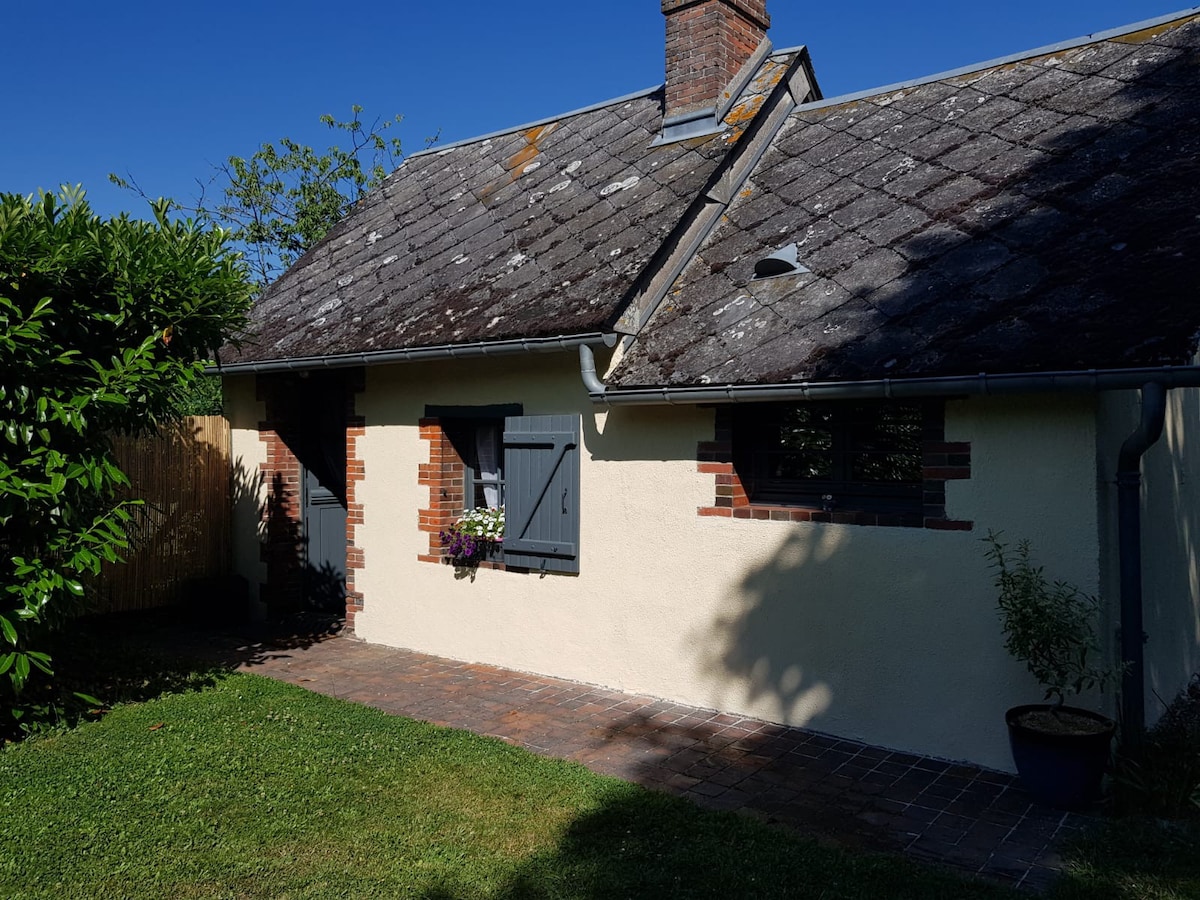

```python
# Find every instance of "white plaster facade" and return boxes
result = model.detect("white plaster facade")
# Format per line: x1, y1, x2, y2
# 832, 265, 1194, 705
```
225, 354, 1200, 772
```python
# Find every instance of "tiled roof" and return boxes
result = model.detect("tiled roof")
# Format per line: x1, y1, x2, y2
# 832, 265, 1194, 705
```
611, 14, 1200, 388
220, 54, 801, 367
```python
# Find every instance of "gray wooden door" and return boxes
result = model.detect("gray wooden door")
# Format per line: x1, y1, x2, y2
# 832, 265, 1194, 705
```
300, 378, 348, 612
303, 463, 347, 611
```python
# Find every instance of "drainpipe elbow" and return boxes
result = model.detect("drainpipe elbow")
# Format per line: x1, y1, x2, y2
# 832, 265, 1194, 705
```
1118, 382, 1167, 473
579, 343, 608, 401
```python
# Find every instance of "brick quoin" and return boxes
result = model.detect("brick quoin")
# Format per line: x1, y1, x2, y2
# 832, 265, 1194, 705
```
257, 376, 305, 618
662, 0, 770, 120
418, 420, 466, 564
343, 369, 366, 632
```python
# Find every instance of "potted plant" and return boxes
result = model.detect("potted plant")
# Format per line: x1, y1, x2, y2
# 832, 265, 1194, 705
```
440, 506, 505, 567
983, 531, 1121, 809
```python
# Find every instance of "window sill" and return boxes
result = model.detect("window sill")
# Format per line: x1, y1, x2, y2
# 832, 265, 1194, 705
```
697, 502, 971, 530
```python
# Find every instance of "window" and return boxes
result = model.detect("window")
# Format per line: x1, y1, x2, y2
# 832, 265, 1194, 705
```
420, 407, 582, 573
445, 419, 505, 512
734, 401, 927, 515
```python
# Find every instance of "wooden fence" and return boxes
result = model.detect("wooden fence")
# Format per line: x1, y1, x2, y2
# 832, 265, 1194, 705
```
90, 416, 232, 613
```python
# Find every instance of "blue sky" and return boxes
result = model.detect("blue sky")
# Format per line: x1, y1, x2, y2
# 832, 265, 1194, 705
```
3, 1, 1187, 220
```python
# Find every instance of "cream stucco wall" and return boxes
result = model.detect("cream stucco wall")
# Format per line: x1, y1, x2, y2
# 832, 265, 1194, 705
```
224, 375, 268, 620
227, 352, 1099, 773
1098, 388, 1200, 725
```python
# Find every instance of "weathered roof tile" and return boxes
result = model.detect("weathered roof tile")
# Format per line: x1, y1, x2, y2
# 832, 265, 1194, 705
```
609, 13, 1200, 388
221, 57, 810, 367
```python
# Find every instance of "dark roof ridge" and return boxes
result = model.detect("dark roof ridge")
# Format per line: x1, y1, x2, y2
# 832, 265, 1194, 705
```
791, 6, 1200, 116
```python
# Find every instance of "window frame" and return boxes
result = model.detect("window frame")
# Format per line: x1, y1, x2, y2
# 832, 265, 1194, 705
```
700, 397, 973, 530
419, 405, 582, 572
448, 418, 506, 513
733, 400, 931, 516
426, 404, 521, 515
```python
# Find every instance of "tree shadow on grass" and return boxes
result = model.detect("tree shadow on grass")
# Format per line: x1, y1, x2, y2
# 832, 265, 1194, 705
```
416, 784, 1011, 900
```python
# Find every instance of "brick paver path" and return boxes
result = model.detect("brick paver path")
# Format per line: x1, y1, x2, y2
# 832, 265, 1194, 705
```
174, 623, 1092, 892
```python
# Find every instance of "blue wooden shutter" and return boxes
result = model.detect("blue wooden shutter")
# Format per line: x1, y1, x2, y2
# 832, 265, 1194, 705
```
502, 414, 580, 574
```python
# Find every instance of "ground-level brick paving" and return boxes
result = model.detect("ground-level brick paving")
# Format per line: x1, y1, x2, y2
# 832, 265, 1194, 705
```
177, 623, 1093, 892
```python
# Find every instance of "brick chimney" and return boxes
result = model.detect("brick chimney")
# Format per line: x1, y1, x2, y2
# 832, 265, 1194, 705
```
662, 0, 771, 123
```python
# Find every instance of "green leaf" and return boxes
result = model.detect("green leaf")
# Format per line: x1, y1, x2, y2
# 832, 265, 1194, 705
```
0, 615, 16, 646
13, 652, 30, 686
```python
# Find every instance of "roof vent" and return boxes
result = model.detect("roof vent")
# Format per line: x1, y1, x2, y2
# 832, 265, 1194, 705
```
753, 243, 810, 279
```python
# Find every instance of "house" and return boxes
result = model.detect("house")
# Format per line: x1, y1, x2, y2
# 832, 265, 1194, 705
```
219, 1, 1200, 771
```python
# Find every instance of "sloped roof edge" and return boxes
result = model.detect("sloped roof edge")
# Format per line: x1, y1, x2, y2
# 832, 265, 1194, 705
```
404, 85, 662, 162
793, 5, 1200, 115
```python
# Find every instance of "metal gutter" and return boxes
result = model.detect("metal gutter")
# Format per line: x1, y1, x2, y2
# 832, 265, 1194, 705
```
792, 6, 1200, 117
581, 364, 1200, 405
213, 332, 618, 376
1116, 382, 1168, 755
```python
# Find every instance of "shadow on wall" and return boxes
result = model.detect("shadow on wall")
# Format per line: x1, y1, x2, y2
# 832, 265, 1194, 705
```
259, 470, 347, 619
690, 510, 1018, 769
694, 525, 985, 746
581, 403, 708, 463
91, 416, 236, 615
1145, 388, 1200, 712
701, 527, 842, 727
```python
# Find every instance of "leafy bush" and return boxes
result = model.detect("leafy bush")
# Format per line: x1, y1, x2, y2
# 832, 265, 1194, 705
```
0, 187, 251, 731
983, 531, 1119, 710
1112, 675, 1200, 819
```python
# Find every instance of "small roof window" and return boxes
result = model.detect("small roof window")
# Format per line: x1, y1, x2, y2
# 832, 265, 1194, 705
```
753, 243, 811, 280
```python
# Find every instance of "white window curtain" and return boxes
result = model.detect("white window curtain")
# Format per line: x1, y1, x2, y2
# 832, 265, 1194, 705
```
476, 425, 501, 509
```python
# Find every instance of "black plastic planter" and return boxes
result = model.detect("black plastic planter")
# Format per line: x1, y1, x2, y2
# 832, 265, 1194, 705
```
1006, 704, 1115, 809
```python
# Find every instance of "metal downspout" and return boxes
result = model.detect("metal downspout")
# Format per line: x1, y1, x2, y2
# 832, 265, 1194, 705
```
579, 344, 607, 397
1116, 381, 1167, 755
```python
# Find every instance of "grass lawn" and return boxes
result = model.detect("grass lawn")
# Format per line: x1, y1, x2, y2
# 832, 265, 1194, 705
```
1, 672, 1018, 900
3, 669, 1198, 899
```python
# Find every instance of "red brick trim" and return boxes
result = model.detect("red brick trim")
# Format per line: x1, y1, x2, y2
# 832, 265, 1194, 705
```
697, 404, 974, 530
344, 369, 366, 632
256, 377, 305, 617
256, 372, 365, 625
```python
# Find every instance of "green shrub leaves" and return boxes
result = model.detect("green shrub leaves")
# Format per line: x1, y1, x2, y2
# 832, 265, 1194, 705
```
0, 187, 251, 728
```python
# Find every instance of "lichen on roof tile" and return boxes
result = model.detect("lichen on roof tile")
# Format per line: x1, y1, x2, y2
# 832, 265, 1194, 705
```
610, 13, 1200, 389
